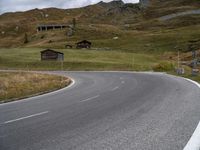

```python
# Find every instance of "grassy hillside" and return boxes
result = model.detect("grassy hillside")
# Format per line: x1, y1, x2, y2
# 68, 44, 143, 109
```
0, 47, 199, 82
0, 47, 167, 71
0, 0, 199, 82
0, 0, 199, 50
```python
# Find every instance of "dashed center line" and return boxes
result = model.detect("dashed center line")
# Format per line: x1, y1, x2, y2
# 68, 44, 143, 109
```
4, 111, 49, 124
121, 81, 125, 84
111, 86, 119, 91
80, 95, 100, 102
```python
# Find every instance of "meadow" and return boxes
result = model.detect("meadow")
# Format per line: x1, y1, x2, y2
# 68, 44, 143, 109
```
0, 47, 172, 71
1, 47, 199, 84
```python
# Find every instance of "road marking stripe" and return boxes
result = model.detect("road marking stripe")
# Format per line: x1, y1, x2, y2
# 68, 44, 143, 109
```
111, 86, 119, 91
121, 81, 125, 84
80, 95, 100, 102
184, 78, 200, 88
4, 111, 49, 124
183, 78, 200, 150
184, 121, 200, 150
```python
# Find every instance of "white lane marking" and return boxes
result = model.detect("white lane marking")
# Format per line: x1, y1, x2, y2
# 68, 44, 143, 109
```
183, 78, 200, 150
184, 121, 200, 150
121, 81, 125, 84
184, 78, 200, 88
111, 86, 119, 91
4, 111, 49, 124
0, 77, 75, 106
80, 95, 100, 102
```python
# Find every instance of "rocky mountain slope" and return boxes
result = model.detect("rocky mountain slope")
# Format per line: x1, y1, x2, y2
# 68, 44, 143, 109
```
0, 0, 200, 50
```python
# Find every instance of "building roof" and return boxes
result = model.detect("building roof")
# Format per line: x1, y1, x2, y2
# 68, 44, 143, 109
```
40, 49, 64, 54
76, 40, 92, 44
37, 24, 69, 27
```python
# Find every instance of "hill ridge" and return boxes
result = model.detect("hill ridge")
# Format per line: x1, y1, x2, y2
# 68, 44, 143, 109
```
0, 0, 200, 48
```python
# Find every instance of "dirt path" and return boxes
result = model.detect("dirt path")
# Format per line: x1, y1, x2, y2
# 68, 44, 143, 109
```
158, 9, 200, 21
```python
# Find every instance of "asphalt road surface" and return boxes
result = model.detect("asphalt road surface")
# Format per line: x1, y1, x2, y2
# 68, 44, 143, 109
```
0, 72, 200, 150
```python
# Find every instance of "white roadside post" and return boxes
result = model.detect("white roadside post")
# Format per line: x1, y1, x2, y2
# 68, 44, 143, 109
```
60, 54, 64, 85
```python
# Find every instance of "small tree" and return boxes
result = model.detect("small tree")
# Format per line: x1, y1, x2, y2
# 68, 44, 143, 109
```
24, 33, 28, 44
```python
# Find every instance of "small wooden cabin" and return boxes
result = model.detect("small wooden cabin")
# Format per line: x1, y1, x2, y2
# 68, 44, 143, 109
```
76, 40, 91, 49
65, 44, 73, 49
41, 49, 64, 61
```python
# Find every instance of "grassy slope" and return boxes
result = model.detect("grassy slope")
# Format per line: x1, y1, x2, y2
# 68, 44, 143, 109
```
0, 48, 199, 83
0, 72, 71, 102
25, 24, 200, 54
0, 0, 199, 82
0, 48, 166, 71
0, 0, 199, 50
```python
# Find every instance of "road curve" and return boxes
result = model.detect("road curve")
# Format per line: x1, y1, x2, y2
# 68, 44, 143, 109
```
0, 71, 200, 150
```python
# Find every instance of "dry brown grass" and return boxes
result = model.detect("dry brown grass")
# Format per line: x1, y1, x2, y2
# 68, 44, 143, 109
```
0, 72, 71, 102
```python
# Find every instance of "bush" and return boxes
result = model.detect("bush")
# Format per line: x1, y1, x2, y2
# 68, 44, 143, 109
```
153, 61, 174, 72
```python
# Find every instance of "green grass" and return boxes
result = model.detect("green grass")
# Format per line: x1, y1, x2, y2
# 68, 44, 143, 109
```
0, 47, 166, 71
0, 47, 199, 85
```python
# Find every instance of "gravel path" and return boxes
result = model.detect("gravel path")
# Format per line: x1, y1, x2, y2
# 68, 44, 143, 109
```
158, 9, 200, 21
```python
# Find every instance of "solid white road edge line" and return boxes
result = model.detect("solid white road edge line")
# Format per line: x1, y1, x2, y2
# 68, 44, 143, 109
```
4, 111, 49, 124
184, 121, 200, 150
163, 73, 200, 150
0, 77, 75, 106
183, 78, 200, 150
184, 78, 200, 88
80, 95, 100, 102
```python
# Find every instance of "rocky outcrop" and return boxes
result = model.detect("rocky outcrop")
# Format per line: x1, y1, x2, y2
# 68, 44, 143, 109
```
97, 0, 124, 9
139, 0, 151, 7
106, 3, 140, 15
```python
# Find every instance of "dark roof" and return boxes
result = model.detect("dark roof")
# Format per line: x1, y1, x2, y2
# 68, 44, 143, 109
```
76, 40, 92, 44
37, 24, 69, 27
40, 49, 64, 54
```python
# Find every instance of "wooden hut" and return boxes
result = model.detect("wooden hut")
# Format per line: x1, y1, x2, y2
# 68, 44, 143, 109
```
41, 49, 64, 61
76, 40, 91, 49
65, 44, 73, 49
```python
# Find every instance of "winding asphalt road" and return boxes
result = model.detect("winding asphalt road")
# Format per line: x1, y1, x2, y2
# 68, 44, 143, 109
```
0, 71, 200, 150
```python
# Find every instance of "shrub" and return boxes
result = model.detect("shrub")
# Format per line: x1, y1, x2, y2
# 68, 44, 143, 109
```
153, 61, 174, 72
